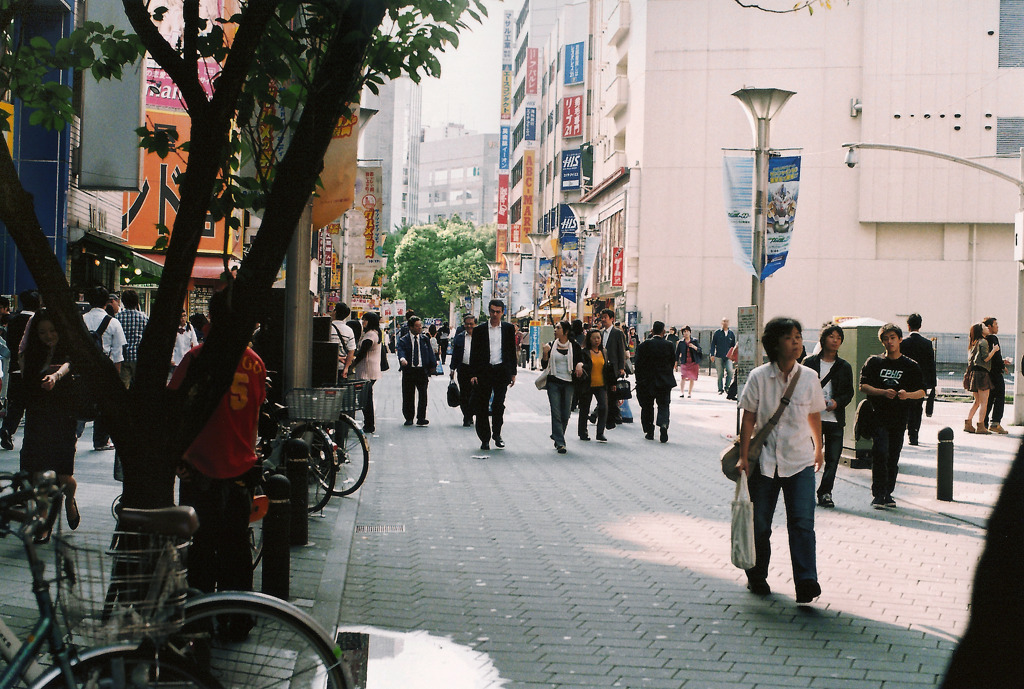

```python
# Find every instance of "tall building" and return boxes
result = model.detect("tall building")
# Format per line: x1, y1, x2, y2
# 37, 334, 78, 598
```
509, 0, 1023, 342
360, 78, 423, 232
418, 124, 500, 225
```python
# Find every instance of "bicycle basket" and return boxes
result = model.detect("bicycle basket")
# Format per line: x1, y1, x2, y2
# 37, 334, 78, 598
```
55, 530, 190, 645
286, 381, 368, 420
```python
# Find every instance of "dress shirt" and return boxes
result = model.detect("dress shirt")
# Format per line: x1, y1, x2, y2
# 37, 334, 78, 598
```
488, 324, 502, 365
462, 333, 473, 366
84, 307, 127, 364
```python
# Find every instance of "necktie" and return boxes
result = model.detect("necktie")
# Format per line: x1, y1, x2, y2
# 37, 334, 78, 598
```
412, 335, 420, 367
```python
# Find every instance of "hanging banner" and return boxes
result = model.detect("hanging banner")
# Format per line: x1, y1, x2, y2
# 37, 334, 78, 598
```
522, 150, 536, 237
722, 156, 757, 278
495, 271, 510, 301
496, 226, 508, 265
525, 107, 537, 143
497, 174, 509, 226
502, 11, 514, 67
762, 156, 801, 279
612, 247, 624, 287
526, 48, 539, 95
581, 231, 602, 295
353, 165, 383, 264
500, 69, 513, 120
561, 148, 581, 190
499, 125, 511, 170
313, 110, 359, 230
564, 42, 585, 85
562, 96, 583, 138
559, 204, 578, 302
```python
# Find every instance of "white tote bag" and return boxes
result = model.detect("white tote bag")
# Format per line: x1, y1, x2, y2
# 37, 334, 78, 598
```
730, 472, 756, 570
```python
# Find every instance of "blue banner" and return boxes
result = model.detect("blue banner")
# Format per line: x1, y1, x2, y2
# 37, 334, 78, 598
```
564, 42, 585, 85
530, 325, 541, 364
762, 156, 801, 280
499, 125, 511, 171
525, 107, 536, 142
559, 204, 578, 302
561, 148, 581, 190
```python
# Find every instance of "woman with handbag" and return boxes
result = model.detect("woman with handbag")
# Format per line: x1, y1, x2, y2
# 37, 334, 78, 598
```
19, 309, 80, 538
674, 326, 702, 398
736, 317, 826, 604
539, 321, 585, 454
578, 329, 614, 443
353, 312, 384, 434
964, 322, 998, 434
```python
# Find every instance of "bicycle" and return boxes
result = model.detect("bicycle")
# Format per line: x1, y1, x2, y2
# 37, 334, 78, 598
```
0, 472, 350, 688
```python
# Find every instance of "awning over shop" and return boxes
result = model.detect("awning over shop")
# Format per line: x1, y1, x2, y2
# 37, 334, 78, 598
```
73, 231, 164, 285
137, 253, 240, 282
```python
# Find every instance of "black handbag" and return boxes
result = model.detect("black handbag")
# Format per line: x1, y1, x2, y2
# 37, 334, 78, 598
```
447, 381, 461, 407
611, 379, 632, 401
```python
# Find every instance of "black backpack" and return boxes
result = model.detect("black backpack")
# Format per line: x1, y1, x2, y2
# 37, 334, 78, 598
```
853, 398, 877, 440
91, 315, 112, 352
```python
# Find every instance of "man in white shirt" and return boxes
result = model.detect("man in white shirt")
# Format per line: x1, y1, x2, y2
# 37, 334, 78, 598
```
329, 302, 357, 382
83, 286, 127, 451
449, 314, 477, 426
469, 300, 517, 451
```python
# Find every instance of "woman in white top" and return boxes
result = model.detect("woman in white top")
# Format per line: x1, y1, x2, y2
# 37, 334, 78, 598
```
352, 312, 383, 434
736, 317, 826, 605
540, 321, 585, 454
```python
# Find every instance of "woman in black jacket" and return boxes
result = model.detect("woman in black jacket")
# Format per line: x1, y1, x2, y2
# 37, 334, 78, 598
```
577, 329, 615, 443
802, 324, 855, 509
540, 321, 585, 454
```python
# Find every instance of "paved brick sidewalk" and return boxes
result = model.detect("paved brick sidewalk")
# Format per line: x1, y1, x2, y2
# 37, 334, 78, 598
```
336, 363, 1017, 688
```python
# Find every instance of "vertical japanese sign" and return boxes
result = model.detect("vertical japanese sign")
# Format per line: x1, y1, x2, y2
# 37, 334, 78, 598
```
564, 42, 585, 85
354, 166, 383, 261
559, 205, 579, 302
522, 150, 536, 240
562, 96, 583, 138
561, 148, 581, 190
722, 156, 757, 278
499, 125, 510, 170
525, 107, 537, 143
502, 11, 514, 66
500, 70, 513, 120
495, 272, 510, 301
496, 226, 508, 266
612, 247, 624, 287
526, 48, 539, 95
762, 156, 801, 279
497, 175, 509, 226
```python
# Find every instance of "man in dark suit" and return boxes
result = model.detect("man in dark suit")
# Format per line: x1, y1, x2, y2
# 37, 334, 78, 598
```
469, 299, 517, 451
634, 321, 677, 442
598, 308, 627, 429
397, 316, 436, 426
449, 313, 477, 427
900, 313, 936, 446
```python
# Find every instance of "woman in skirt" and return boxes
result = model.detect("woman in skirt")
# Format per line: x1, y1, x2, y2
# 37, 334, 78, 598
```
674, 326, 702, 398
20, 309, 80, 537
965, 322, 999, 434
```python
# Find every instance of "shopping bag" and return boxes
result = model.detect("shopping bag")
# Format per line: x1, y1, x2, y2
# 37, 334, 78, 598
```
730, 473, 756, 570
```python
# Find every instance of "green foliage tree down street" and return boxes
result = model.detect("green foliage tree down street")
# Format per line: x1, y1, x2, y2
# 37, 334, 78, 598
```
0, 0, 485, 507
388, 217, 495, 318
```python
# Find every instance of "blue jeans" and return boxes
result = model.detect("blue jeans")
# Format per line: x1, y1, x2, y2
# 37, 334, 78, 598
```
715, 358, 734, 392
546, 378, 574, 447
817, 421, 844, 496
746, 465, 817, 585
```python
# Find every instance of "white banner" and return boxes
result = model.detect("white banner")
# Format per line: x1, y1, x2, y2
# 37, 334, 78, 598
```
722, 156, 757, 278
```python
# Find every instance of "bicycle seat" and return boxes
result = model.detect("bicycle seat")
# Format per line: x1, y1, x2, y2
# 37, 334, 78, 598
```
118, 506, 199, 538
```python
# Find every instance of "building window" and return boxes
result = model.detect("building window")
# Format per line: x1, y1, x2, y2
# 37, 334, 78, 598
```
514, 39, 528, 73
511, 159, 523, 187
513, 118, 525, 149
513, 80, 526, 112
1000, 0, 1024, 67
510, 199, 522, 224
997, 117, 1024, 153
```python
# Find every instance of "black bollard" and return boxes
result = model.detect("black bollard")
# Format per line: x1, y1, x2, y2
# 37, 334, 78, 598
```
937, 426, 954, 502
262, 473, 291, 599
285, 438, 309, 546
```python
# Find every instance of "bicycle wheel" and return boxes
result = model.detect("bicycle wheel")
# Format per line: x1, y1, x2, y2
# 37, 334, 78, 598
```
169, 591, 349, 689
292, 425, 336, 512
329, 415, 368, 496
34, 643, 219, 688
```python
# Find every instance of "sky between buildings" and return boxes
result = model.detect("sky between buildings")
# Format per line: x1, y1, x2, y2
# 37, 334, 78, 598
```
419, 2, 503, 134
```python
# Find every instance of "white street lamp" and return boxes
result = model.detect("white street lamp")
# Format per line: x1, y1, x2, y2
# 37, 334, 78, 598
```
502, 251, 522, 320
843, 141, 1024, 425
732, 87, 795, 363
568, 201, 594, 322
527, 232, 548, 323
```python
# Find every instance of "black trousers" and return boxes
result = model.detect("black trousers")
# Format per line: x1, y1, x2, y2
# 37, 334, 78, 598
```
401, 367, 429, 423
905, 398, 924, 443
178, 473, 253, 594
637, 386, 671, 433
475, 365, 512, 443
456, 368, 475, 423
1, 372, 25, 438
984, 372, 1006, 427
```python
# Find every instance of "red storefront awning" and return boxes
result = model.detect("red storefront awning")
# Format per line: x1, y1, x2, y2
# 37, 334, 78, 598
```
137, 253, 240, 281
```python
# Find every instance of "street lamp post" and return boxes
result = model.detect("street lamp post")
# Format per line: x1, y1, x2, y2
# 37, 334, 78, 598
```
732, 87, 795, 361
844, 141, 1024, 425
568, 201, 594, 322
527, 232, 548, 322
502, 250, 522, 321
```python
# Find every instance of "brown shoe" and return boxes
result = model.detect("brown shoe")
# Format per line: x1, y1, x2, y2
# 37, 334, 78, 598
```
975, 424, 991, 435
990, 423, 1009, 435
964, 420, 975, 433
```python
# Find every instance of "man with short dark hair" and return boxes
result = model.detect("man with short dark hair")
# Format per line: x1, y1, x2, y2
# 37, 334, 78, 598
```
634, 321, 677, 443
860, 323, 925, 510
710, 317, 736, 394
900, 313, 936, 446
0, 290, 40, 450
83, 285, 127, 451
397, 316, 436, 426
981, 316, 1012, 434
469, 300, 517, 450
449, 314, 477, 427
115, 289, 148, 387
597, 308, 627, 429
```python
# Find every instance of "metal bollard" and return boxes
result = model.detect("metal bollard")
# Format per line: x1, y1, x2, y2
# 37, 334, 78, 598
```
262, 473, 291, 599
285, 438, 309, 546
937, 426, 954, 502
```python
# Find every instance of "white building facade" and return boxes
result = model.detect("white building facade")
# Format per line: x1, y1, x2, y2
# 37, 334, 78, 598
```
511, 0, 1023, 344
418, 125, 500, 225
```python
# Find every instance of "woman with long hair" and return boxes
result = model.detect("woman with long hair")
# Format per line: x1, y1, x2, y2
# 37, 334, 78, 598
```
578, 329, 614, 442
353, 311, 384, 434
965, 322, 999, 434
540, 321, 585, 453
20, 309, 80, 536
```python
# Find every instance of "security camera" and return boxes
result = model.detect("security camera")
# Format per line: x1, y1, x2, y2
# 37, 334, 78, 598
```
844, 148, 858, 168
